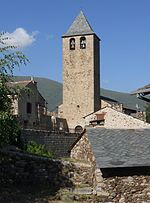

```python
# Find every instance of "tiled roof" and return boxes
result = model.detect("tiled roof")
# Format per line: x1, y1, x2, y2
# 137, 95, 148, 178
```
63, 11, 95, 37
87, 127, 150, 168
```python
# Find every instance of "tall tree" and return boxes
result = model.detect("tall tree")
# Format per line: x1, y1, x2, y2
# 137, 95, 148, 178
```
0, 32, 29, 147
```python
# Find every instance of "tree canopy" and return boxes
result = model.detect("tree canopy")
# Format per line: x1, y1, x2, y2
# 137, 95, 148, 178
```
0, 32, 29, 147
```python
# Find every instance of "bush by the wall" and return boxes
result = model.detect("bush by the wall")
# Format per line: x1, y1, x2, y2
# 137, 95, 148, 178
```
26, 140, 54, 158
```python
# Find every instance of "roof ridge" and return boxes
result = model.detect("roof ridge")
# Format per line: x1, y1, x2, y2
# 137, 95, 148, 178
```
63, 11, 95, 37
9, 80, 32, 84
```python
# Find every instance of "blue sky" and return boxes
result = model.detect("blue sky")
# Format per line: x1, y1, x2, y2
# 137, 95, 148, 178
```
1, 0, 150, 92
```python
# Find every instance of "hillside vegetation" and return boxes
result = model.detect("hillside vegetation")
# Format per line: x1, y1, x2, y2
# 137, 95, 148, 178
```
14, 76, 147, 112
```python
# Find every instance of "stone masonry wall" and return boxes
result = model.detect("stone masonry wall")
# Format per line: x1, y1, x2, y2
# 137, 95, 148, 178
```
21, 129, 79, 158
71, 132, 96, 186
0, 149, 73, 188
0, 148, 103, 196
70, 131, 106, 195
61, 34, 100, 129
101, 107, 150, 129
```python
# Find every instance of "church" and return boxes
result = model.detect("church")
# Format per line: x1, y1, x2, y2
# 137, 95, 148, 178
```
58, 11, 101, 130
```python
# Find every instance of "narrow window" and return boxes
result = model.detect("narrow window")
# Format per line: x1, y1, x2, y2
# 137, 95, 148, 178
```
70, 38, 75, 50
80, 37, 86, 49
27, 102, 32, 114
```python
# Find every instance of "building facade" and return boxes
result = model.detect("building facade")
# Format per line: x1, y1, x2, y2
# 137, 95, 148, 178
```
10, 80, 50, 129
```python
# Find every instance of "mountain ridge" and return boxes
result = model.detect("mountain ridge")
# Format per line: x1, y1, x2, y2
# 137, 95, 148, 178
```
14, 76, 147, 112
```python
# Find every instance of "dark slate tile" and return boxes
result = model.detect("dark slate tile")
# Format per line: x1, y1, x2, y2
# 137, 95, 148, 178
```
87, 127, 150, 168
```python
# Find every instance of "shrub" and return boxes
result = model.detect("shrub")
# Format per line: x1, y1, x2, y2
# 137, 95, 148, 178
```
26, 141, 54, 158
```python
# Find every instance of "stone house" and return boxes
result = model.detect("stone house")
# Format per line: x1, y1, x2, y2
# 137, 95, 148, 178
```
84, 106, 150, 129
9, 79, 52, 130
100, 89, 147, 121
9, 79, 68, 131
68, 106, 150, 183
70, 127, 150, 177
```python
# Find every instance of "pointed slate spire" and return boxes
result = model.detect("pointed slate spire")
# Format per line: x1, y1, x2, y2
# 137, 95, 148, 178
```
63, 11, 95, 37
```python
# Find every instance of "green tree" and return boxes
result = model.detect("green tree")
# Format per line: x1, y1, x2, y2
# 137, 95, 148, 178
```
145, 103, 150, 124
0, 32, 29, 147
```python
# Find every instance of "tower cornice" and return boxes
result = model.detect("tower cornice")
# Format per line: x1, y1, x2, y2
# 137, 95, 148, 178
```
62, 33, 101, 41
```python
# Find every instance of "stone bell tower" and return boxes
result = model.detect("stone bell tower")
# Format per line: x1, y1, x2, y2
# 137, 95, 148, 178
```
59, 11, 100, 130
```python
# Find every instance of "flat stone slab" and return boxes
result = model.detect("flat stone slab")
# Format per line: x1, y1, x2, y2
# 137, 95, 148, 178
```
73, 187, 93, 195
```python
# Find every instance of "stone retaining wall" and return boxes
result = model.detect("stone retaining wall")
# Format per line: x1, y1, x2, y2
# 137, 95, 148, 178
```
21, 129, 79, 158
0, 148, 97, 190
0, 149, 73, 189
18, 129, 107, 195
0, 145, 106, 196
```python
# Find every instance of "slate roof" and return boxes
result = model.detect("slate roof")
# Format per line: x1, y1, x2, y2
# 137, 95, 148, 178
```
87, 127, 150, 168
100, 88, 147, 111
63, 11, 95, 37
131, 84, 150, 96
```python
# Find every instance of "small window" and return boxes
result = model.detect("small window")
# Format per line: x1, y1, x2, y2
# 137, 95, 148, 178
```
70, 38, 75, 50
80, 37, 86, 49
27, 102, 32, 114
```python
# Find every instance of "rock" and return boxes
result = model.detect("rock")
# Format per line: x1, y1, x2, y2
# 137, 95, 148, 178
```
60, 194, 74, 202
131, 189, 137, 194
126, 176, 134, 182
73, 187, 93, 195
111, 192, 117, 198
73, 195, 80, 201
96, 190, 109, 197
119, 195, 125, 203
